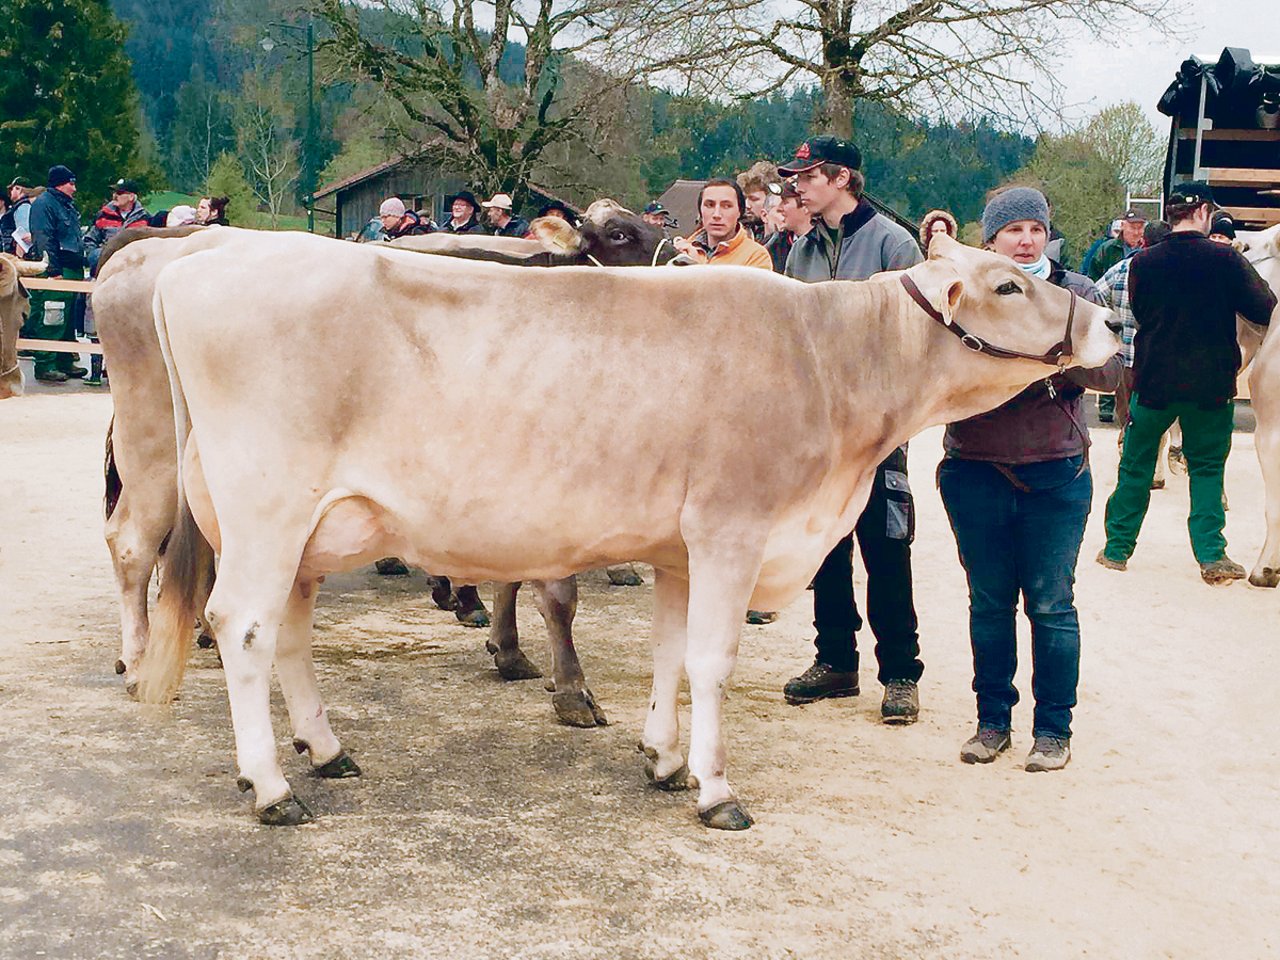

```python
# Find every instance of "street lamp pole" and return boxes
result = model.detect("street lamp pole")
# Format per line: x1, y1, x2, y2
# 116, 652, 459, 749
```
261, 17, 316, 233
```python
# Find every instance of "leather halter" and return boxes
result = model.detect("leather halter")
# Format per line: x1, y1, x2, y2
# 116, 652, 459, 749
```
899, 272, 1076, 368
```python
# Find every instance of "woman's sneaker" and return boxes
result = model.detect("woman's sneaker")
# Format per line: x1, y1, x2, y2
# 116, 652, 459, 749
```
1025, 735, 1071, 772
960, 726, 1011, 764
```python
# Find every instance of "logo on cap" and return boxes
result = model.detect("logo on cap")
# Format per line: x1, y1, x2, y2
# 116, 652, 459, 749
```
794, 142, 811, 160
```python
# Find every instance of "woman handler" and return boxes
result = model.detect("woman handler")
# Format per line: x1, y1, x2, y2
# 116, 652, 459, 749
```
938, 187, 1122, 772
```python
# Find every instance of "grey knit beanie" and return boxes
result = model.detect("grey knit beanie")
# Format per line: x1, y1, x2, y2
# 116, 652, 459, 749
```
982, 187, 1050, 243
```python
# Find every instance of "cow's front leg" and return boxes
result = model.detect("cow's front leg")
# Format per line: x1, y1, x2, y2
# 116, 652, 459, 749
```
640, 569, 689, 790
277, 583, 360, 779
684, 552, 757, 831
486, 581, 543, 679
533, 576, 606, 727
206, 574, 310, 826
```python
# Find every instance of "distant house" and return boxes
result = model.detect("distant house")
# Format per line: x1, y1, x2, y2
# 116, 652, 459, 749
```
656, 178, 919, 244
313, 156, 578, 238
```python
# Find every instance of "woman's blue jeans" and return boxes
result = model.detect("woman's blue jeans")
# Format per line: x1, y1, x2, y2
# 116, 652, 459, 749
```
938, 456, 1091, 739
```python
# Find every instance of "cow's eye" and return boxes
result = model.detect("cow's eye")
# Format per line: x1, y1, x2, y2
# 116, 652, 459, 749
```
996, 280, 1022, 296
611, 230, 628, 243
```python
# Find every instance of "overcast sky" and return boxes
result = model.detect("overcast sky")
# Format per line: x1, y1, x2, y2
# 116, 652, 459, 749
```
1044, 0, 1280, 130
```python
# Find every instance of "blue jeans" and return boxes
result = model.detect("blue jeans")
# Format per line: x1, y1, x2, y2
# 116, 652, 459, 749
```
938, 457, 1091, 739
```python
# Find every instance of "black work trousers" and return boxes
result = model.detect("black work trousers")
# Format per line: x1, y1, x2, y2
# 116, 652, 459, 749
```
811, 446, 923, 685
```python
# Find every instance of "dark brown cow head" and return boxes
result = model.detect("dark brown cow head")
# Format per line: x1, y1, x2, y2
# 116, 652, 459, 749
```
531, 199, 672, 267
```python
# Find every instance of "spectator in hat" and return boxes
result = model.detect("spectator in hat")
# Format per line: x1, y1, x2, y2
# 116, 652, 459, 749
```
482, 193, 531, 238
3, 177, 38, 257
671, 178, 772, 269
84, 178, 150, 272
736, 161, 782, 242
378, 196, 434, 239
26, 164, 87, 383
1209, 212, 1237, 244
641, 201, 675, 233
538, 201, 578, 226
764, 180, 813, 273
1088, 208, 1147, 281
918, 209, 958, 250
776, 135, 925, 725
442, 191, 486, 234
1097, 182, 1276, 584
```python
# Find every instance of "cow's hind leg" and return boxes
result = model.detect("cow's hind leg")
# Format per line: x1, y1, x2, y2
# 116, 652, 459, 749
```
533, 576, 606, 727
105, 491, 170, 690
205, 555, 312, 826
1250, 414, 1280, 587
485, 581, 543, 680
277, 583, 360, 779
640, 568, 690, 791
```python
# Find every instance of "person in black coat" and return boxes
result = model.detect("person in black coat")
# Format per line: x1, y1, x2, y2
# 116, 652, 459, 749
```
442, 191, 487, 234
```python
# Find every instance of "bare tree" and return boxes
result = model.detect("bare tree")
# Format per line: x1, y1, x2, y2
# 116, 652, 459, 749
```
696, 0, 1182, 138
1082, 101, 1165, 194
312, 0, 753, 202
235, 69, 300, 226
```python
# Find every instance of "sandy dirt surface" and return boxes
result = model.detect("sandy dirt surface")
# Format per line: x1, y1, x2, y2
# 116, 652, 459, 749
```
1, 379, 1278, 960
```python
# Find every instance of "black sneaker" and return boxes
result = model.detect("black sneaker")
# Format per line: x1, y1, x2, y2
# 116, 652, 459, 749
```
960, 726, 1011, 764
35, 369, 67, 383
783, 661, 859, 705
745, 610, 777, 625
880, 680, 919, 724
1025, 735, 1071, 772
374, 556, 410, 576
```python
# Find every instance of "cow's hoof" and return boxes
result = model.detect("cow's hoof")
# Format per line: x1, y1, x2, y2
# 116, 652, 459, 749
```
125, 680, 139, 700
495, 649, 543, 681
313, 751, 362, 779
640, 747, 690, 791
257, 795, 315, 826
429, 579, 459, 611
553, 689, 608, 727
698, 799, 754, 831
196, 632, 216, 649
457, 608, 490, 629
606, 564, 644, 587
1249, 567, 1280, 588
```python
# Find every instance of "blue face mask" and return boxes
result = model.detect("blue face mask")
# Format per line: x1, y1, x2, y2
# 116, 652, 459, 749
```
1018, 254, 1052, 280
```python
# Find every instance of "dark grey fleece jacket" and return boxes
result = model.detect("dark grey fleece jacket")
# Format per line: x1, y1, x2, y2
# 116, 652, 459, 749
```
783, 200, 922, 282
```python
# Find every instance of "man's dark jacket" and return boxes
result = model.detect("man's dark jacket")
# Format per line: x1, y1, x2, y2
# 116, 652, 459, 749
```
28, 188, 85, 274
1130, 231, 1276, 408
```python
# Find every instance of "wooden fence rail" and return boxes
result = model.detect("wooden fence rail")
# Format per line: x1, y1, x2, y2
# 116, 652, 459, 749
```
15, 275, 103, 355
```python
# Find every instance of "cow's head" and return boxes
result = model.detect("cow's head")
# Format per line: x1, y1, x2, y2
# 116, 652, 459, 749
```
908, 234, 1120, 374
0, 254, 46, 399
530, 199, 670, 266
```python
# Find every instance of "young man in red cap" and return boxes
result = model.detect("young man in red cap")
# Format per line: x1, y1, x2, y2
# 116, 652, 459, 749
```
777, 136, 926, 724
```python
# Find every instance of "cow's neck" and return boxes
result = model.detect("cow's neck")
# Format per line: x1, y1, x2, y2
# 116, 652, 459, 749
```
810, 276, 1054, 473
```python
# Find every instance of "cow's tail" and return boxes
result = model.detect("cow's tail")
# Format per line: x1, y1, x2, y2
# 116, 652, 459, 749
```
134, 282, 213, 705
104, 416, 122, 520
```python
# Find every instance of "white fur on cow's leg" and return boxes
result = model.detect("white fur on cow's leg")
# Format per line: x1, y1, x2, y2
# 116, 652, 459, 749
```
104, 494, 169, 688
683, 554, 756, 830
276, 584, 355, 778
1250, 415, 1280, 587
533, 576, 606, 727
641, 569, 689, 790
487, 582, 543, 680
205, 567, 310, 825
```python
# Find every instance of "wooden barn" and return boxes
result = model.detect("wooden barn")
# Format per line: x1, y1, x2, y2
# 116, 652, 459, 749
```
313, 156, 577, 238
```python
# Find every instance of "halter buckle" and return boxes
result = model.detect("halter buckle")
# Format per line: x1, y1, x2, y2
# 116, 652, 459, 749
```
960, 334, 984, 353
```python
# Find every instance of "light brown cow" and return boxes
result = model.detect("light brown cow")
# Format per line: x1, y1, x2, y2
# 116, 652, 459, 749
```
135, 232, 1119, 829
1239, 225, 1280, 585
0, 253, 49, 399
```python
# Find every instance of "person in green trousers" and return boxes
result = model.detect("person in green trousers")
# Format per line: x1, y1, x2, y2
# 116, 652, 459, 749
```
1097, 182, 1276, 584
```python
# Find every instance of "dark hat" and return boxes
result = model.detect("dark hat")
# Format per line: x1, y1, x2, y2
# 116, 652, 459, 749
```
1120, 209, 1148, 222
536, 200, 577, 222
446, 190, 479, 210
111, 177, 141, 194
1210, 212, 1236, 239
47, 165, 76, 188
778, 180, 801, 199
777, 136, 862, 176
642, 201, 668, 215
1167, 180, 1215, 206
7, 176, 31, 190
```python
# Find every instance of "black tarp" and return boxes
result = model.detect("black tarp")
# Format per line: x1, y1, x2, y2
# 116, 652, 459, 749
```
1158, 47, 1280, 127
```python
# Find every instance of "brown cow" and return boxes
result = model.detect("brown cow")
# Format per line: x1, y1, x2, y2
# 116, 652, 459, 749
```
0, 253, 49, 399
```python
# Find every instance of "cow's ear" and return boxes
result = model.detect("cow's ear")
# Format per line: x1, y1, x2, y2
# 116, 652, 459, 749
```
531, 217, 582, 252
932, 277, 964, 326
927, 231, 958, 260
